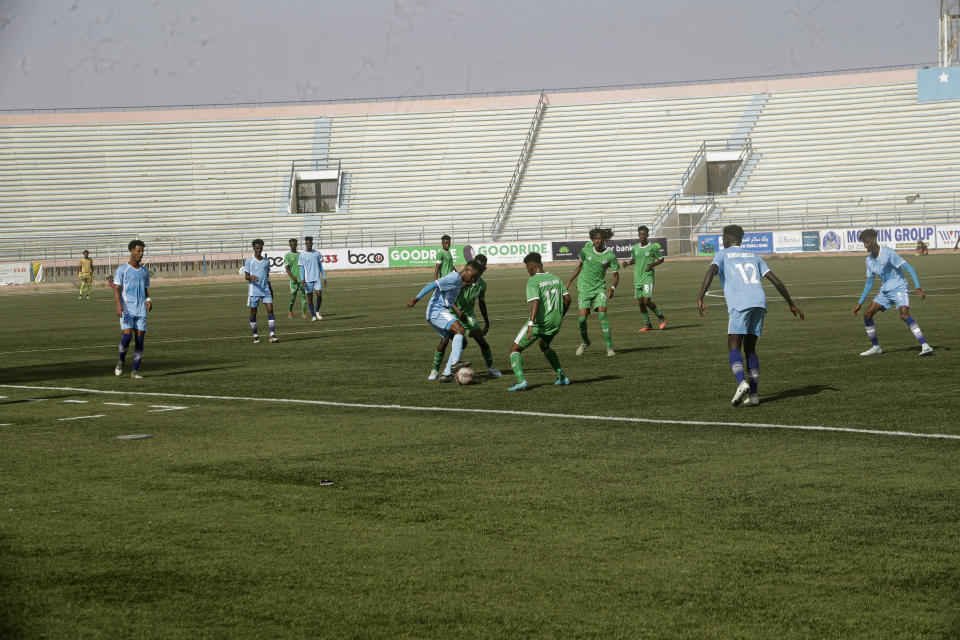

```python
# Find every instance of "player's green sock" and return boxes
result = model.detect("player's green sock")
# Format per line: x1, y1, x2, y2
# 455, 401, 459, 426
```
578, 316, 589, 343
641, 312, 651, 327
651, 305, 664, 320
432, 349, 443, 370
289, 290, 297, 312
598, 311, 612, 348
480, 344, 493, 367
509, 351, 525, 383
544, 348, 563, 375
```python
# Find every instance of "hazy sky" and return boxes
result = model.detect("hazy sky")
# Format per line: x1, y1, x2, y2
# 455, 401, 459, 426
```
0, 0, 938, 110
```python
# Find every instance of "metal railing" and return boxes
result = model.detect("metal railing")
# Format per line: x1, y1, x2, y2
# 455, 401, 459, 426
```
490, 91, 547, 240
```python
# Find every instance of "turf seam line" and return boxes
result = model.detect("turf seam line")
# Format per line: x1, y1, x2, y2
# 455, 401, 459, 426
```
3, 384, 959, 441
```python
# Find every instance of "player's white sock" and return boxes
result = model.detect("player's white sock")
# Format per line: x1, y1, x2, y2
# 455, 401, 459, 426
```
444, 334, 465, 375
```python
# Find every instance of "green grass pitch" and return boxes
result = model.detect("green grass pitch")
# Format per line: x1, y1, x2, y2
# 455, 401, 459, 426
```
1, 254, 959, 638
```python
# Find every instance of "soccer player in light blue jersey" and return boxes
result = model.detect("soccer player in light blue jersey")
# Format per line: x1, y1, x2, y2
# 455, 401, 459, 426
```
406, 260, 483, 383
299, 236, 327, 321
113, 240, 152, 379
245, 239, 279, 344
852, 228, 932, 357
697, 225, 804, 406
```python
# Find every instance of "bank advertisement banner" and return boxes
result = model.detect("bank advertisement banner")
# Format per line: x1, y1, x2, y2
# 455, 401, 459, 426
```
551, 237, 668, 261
819, 226, 936, 252
0, 261, 35, 285
263, 247, 389, 274
773, 231, 803, 253
741, 232, 773, 253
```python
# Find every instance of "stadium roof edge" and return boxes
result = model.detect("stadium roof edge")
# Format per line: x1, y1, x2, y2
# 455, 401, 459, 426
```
0, 63, 931, 126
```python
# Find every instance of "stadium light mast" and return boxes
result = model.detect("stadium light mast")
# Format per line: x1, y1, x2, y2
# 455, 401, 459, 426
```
941, 0, 960, 67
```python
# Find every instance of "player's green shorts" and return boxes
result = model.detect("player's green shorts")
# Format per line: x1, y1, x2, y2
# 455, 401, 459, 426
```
513, 325, 558, 349
462, 314, 485, 334
635, 282, 654, 299
578, 288, 608, 310
289, 279, 303, 293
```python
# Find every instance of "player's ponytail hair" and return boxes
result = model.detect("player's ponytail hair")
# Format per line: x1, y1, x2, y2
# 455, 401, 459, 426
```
589, 227, 614, 241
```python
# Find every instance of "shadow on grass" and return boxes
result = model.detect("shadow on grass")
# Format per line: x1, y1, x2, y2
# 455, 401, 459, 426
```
145, 365, 237, 377
762, 384, 840, 404
611, 345, 675, 355
0, 360, 235, 384
0, 392, 88, 405
528, 375, 620, 390
630, 323, 700, 331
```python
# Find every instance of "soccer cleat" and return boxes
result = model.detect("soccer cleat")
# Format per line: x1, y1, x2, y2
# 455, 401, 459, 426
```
438, 374, 453, 383
639, 326, 652, 332
554, 376, 571, 386
130, 371, 143, 380
427, 369, 439, 381
269, 336, 280, 343
288, 311, 294, 318
748, 394, 760, 406
659, 319, 666, 330
114, 362, 123, 377
451, 361, 471, 373
301, 313, 309, 319
487, 368, 502, 378
507, 381, 529, 391
606, 348, 616, 357
78, 296, 82, 300
919, 343, 934, 356
315, 313, 323, 320
860, 345, 883, 356
731, 380, 751, 406
86, 296, 90, 300
575, 343, 589, 356
253, 335, 260, 344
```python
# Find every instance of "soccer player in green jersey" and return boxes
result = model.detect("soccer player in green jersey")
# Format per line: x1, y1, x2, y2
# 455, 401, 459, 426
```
621, 225, 666, 331
283, 238, 307, 319
565, 227, 620, 356
508, 252, 572, 390
434, 235, 456, 279
430, 254, 502, 379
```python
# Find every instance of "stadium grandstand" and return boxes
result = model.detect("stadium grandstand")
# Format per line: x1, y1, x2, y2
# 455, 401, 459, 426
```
2, 64, 959, 263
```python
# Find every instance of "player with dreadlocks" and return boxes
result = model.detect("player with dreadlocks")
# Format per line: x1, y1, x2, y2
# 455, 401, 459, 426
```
565, 226, 620, 356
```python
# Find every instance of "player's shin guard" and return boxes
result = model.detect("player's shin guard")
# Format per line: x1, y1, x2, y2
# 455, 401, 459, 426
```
118, 333, 132, 362
598, 311, 612, 348
132, 335, 144, 371
316, 292, 322, 310
864, 318, 879, 346
641, 312, 651, 327
544, 348, 563, 376
747, 353, 759, 394
651, 304, 664, 320
267, 314, 276, 335
444, 334, 465, 375
480, 344, 493, 367
729, 350, 746, 384
432, 349, 444, 370
578, 315, 589, 343
509, 351, 525, 383
903, 316, 927, 344
307, 301, 315, 317
249, 318, 258, 335
288, 290, 297, 312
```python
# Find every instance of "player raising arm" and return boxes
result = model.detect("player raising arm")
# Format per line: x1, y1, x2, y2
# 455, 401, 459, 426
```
507, 252, 572, 391
113, 240, 152, 379
407, 260, 483, 383
851, 228, 932, 356
696, 225, 803, 406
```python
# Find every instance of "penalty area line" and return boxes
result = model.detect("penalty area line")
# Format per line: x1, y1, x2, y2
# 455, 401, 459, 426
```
1, 384, 959, 441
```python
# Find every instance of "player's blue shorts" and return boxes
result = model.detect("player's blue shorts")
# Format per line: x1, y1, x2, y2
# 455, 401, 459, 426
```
248, 295, 273, 307
874, 289, 909, 310
727, 307, 765, 337
120, 313, 147, 332
428, 310, 457, 336
304, 280, 322, 293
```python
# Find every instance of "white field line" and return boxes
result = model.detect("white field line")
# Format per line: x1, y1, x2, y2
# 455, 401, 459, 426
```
103, 402, 132, 406
147, 405, 187, 412
0, 423, 11, 426
58, 414, 106, 421
3, 384, 959, 442
62, 399, 89, 403
3, 288, 959, 358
